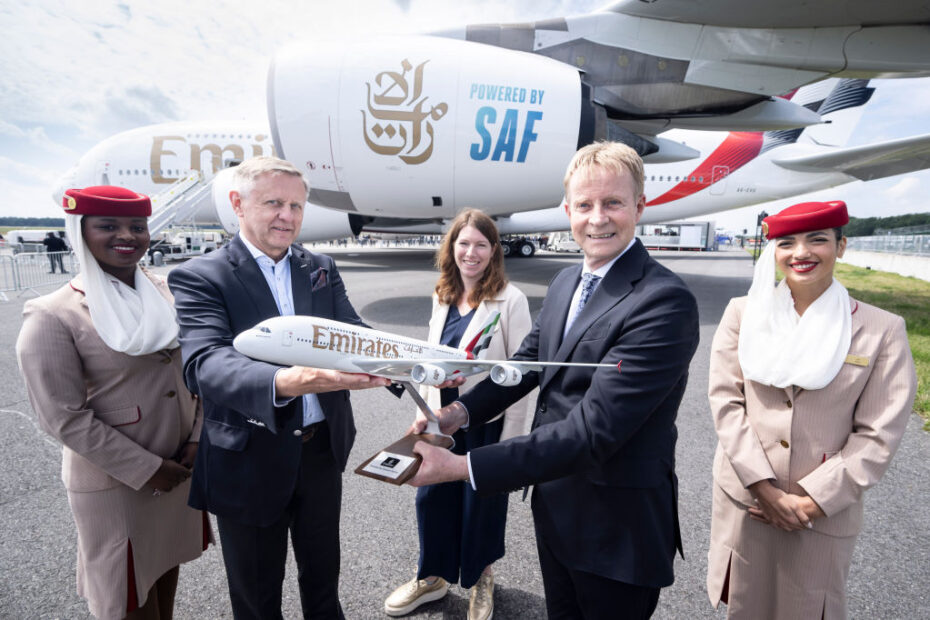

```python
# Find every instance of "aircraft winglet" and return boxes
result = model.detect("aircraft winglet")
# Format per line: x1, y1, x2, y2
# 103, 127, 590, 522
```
464, 312, 501, 360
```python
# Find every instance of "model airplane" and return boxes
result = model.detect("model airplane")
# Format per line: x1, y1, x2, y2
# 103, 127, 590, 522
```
232, 312, 616, 387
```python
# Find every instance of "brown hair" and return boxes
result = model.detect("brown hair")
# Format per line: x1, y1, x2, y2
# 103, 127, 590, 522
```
434, 208, 508, 308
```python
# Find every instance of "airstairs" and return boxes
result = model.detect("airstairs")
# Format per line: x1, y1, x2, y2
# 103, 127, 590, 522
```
147, 171, 215, 239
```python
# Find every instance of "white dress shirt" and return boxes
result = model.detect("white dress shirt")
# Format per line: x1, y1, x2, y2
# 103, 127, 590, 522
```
239, 234, 325, 426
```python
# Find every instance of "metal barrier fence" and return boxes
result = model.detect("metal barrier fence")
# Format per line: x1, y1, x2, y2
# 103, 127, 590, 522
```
845, 234, 930, 256
0, 252, 78, 301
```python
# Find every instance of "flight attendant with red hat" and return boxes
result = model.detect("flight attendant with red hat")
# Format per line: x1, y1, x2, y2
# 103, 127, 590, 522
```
705, 200, 916, 619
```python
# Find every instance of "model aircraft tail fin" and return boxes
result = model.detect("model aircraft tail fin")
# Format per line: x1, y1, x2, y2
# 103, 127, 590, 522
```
464, 312, 501, 360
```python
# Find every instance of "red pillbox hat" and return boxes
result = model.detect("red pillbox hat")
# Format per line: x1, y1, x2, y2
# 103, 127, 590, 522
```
762, 200, 848, 239
62, 186, 151, 217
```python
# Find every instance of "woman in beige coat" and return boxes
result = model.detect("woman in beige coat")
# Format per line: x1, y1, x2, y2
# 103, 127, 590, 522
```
385, 209, 531, 620
706, 200, 917, 619
16, 186, 210, 620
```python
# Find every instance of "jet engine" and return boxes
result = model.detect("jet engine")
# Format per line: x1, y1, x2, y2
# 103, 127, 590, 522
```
411, 363, 448, 386
490, 364, 523, 387
268, 36, 584, 219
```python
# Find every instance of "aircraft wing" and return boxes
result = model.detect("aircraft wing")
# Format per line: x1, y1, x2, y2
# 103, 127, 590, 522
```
351, 357, 617, 380
772, 133, 930, 181
439, 0, 930, 135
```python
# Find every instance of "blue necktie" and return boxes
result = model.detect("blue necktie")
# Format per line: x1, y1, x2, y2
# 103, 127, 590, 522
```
569, 273, 601, 330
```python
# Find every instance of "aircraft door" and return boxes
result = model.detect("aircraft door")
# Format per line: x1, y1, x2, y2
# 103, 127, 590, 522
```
95, 161, 112, 185
282, 329, 294, 347
710, 165, 729, 195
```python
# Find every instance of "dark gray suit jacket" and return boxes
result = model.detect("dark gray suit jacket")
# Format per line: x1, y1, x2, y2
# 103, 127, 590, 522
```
168, 236, 362, 526
460, 240, 699, 588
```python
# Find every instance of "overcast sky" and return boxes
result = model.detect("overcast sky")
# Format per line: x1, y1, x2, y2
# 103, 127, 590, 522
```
1, 0, 928, 233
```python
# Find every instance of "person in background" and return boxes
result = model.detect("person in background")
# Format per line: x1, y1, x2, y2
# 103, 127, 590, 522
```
17, 186, 210, 619
43, 230, 69, 273
385, 209, 531, 619
706, 200, 917, 619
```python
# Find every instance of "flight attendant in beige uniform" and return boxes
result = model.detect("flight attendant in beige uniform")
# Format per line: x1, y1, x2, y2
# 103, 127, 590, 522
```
706, 200, 917, 619
17, 186, 210, 619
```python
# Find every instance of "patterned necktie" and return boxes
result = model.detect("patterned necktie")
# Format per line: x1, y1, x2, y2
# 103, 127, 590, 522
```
569, 273, 601, 329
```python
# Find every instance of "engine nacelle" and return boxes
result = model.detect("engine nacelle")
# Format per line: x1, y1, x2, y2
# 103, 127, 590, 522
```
411, 363, 448, 386
269, 36, 583, 219
490, 364, 523, 387
210, 166, 362, 242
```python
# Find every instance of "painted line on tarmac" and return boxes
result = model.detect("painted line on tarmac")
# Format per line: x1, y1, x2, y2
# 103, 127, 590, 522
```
1, 408, 59, 450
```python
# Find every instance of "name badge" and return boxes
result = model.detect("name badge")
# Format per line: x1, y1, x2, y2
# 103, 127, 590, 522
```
844, 354, 869, 367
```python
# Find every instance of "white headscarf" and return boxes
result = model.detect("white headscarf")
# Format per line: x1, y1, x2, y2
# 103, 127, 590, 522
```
737, 241, 851, 390
66, 214, 179, 355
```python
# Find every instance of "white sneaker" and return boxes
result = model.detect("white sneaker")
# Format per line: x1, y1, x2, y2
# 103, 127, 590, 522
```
384, 576, 449, 616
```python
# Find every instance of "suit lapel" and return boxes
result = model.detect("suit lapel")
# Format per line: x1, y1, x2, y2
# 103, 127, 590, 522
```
542, 242, 646, 392
289, 244, 314, 316
543, 264, 581, 364
228, 236, 280, 319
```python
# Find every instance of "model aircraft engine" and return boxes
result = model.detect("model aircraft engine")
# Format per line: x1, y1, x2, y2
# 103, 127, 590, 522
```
490, 364, 522, 387
209, 167, 365, 242
411, 363, 448, 386
268, 36, 586, 219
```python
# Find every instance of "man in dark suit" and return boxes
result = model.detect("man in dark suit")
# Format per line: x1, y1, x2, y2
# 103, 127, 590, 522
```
168, 157, 389, 619
410, 142, 700, 619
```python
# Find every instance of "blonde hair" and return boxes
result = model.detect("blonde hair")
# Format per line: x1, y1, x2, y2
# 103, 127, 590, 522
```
231, 156, 309, 200
563, 141, 644, 200
434, 208, 508, 308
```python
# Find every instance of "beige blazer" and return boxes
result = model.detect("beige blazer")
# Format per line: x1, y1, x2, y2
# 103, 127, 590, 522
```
17, 274, 202, 493
419, 282, 532, 440
709, 296, 916, 538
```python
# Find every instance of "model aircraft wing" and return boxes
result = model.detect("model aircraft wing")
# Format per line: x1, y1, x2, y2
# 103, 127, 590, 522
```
772, 133, 930, 181
350, 358, 486, 378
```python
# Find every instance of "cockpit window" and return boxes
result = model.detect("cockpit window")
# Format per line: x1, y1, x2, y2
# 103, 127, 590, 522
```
259, 326, 271, 333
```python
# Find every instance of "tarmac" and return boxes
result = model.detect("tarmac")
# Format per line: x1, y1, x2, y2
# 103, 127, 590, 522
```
0, 245, 927, 619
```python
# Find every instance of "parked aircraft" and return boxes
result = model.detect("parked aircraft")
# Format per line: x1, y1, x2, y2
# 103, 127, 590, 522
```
232, 312, 615, 387
51, 1, 930, 243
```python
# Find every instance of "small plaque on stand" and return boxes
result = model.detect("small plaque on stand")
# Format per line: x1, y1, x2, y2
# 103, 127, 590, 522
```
355, 432, 454, 485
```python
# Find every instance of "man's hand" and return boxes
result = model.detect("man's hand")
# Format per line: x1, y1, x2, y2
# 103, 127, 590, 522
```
146, 459, 192, 493
407, 441, 469, 487
275, 366, 391, 398
410, 400, 469, 436
747, 480, 819, 531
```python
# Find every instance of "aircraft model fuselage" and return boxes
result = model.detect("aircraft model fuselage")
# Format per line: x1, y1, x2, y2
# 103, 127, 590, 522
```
233, 314, 615, 387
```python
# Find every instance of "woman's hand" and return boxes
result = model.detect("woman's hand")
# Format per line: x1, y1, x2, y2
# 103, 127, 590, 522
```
175, 442, 198, 469
747, 480, 813, 531
146, 458, 192, 494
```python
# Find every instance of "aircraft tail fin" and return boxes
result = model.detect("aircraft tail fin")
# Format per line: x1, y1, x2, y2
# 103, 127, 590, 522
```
761, 78, 875, 154
464, 312, 501, 360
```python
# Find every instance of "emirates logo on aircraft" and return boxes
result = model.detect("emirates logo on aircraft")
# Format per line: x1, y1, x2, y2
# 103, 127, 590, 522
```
361, 58, 448, 165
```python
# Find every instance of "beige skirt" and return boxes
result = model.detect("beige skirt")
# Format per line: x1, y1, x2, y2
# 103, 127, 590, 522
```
68, 478, 209, 619
706, 481, 857, 620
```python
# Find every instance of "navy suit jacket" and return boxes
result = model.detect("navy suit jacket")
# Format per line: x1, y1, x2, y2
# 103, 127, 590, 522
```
459, 240, 699, 588
167, 237, 362, 527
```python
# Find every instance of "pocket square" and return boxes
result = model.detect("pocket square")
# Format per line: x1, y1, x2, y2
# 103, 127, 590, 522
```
310, 267, 328, 291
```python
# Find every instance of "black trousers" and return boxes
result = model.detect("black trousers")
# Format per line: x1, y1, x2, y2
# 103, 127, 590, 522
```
533, 504, 660, 620
216, 426, 344, 620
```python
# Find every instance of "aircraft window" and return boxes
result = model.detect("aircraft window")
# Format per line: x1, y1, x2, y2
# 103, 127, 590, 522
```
699, 176, 704, 183
118, 170, 123, 175
659, 176, 664, 182
676, 176, 680, 182
134, 170, 139, 175
691, 176, 696, 182
142, 170, 147, 175
259, 326, 271, 333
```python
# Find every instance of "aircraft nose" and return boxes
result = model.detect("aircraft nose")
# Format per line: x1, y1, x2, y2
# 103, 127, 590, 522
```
51, 167, 78, 205
232, 330, 256, 357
